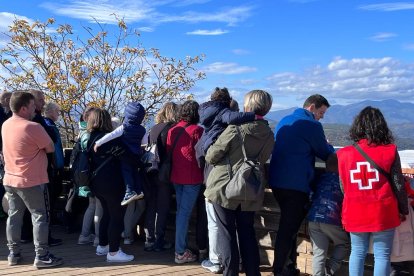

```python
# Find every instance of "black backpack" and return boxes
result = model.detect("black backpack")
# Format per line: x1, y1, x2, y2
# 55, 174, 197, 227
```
70, 135, 109, 188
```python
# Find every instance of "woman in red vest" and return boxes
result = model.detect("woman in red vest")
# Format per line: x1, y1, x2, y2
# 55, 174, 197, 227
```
337, 106, 409, 276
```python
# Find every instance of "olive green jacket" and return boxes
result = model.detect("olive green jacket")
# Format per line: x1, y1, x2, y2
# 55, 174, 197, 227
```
204, 120, 274, 211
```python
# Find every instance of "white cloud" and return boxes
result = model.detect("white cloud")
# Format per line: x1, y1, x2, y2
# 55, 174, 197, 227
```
267, 57, 414, 102
40, 1, 153, 24
403, 43, 414, 50
232, 49, 250, 55
157, 6, 253, 26
40, 0, 253, 27
203, 62, 257, 75
186, 29, 228, 35
358, 2, 414, 11
0, 12, 34, 32
369, 32, 397, 42
172, 0, 213, 7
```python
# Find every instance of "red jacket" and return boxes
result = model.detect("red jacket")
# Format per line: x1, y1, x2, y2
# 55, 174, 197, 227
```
167, 120, 204, 184
337, 139, 400, 232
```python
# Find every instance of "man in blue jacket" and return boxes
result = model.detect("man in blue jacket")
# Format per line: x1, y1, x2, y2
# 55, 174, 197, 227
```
269, 94, 334, 276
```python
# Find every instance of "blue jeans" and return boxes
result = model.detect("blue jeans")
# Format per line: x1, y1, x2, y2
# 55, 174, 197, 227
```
174, 184, 201, 254
120, 160, 143, 194
349, 229, 395, 276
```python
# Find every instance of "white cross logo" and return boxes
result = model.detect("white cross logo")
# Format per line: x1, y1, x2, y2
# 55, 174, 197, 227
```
350, 161, 379, 190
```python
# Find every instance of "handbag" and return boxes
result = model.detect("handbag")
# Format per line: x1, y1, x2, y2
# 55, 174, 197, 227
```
158, 124, 189, 183
141, 124, 171, 173
225, 126, 270, 201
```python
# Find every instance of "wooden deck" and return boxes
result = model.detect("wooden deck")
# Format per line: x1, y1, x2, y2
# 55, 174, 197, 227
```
0, 220, 277, 276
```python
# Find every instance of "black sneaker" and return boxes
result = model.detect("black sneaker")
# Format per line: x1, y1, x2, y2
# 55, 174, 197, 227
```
48, 237, 63, 247
8, 253, 21, 266
33, 253, 63, 268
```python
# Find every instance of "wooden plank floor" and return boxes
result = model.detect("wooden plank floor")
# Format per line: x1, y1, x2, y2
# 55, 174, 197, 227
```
0, 220, 278, 276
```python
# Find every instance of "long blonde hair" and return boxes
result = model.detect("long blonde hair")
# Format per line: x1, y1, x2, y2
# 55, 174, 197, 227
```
155, 102, 179, 124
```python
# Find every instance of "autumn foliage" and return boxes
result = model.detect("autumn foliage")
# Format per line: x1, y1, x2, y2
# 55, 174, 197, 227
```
0, 17, 205, 144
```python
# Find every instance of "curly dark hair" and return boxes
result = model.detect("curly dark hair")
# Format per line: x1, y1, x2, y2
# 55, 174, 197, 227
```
349, 106, 394, 145
179, 100, 200, 124
211, 87, 231, 105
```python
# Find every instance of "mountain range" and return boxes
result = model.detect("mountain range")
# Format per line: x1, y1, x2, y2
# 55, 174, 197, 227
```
265, 99, 414, 149
266, 99, 414, 126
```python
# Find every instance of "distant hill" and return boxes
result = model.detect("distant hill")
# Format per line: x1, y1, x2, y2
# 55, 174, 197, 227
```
266, 99, 414, 125
265, 99, 414, 150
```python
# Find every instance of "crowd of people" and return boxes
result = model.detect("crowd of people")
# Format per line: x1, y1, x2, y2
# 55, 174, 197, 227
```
0, 88, 413, 276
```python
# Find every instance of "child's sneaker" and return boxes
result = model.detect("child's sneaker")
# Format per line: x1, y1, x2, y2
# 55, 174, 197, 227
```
175, 249, 197, 264
121, 192, 138, 206
96, 245, 109, 256
8, 253, 21, 266
78, 234, 95, 245
106, 250, 134, 262
136, 192, 144, 200
33, 253, 63, 268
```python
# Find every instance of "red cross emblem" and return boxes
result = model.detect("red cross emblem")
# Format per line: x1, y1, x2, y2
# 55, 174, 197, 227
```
350, 161, 379, 190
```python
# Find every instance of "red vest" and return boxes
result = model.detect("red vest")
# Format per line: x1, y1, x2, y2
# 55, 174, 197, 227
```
337, 140, 400, 232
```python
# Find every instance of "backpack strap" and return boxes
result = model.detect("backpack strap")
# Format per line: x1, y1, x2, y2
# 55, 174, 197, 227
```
352, 142, 392, 181
227, 125, 271, 178
234, 126, 270, 162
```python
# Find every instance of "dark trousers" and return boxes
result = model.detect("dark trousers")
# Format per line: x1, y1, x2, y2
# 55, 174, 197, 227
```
196, 185, 208, 251
272, 188, 309, 274
92, 182, 125, 252
143, 172, 172, 242
213, 203, 260, 276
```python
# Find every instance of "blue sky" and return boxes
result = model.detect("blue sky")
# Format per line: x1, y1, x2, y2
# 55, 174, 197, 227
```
1, 0, 414, 109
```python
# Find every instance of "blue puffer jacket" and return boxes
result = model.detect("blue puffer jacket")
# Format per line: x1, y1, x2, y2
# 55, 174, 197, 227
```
122, 102, 146, 155
268, 108, 334, 193
307, 172, 343, 226
198, 101, 255, 154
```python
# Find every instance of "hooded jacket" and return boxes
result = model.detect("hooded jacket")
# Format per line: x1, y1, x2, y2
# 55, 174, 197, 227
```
122, 102, 146, 155
204, 120, 274, 211
198, 101, 255, 154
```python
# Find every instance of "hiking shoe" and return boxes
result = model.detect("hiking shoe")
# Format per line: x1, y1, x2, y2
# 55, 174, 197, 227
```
106, 250, 134, 263
48, 237, 63, 247
175, 249, 197, 264
96, 245, 109, 256
123, 237, 134, 245
154, 240, 173, 252
121, 192, 139, 206
8, 253, 21, 266
201, 259, 223, 274
33, 253, 63, 268
78, 234, 95, 245
144, 241, 156, 252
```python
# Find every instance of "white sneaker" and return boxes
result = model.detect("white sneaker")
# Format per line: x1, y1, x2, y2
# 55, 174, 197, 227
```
124, 237, 134, 245
106, 250, 134, 262
96, 245, 109, 256
78, 234, 95, 245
